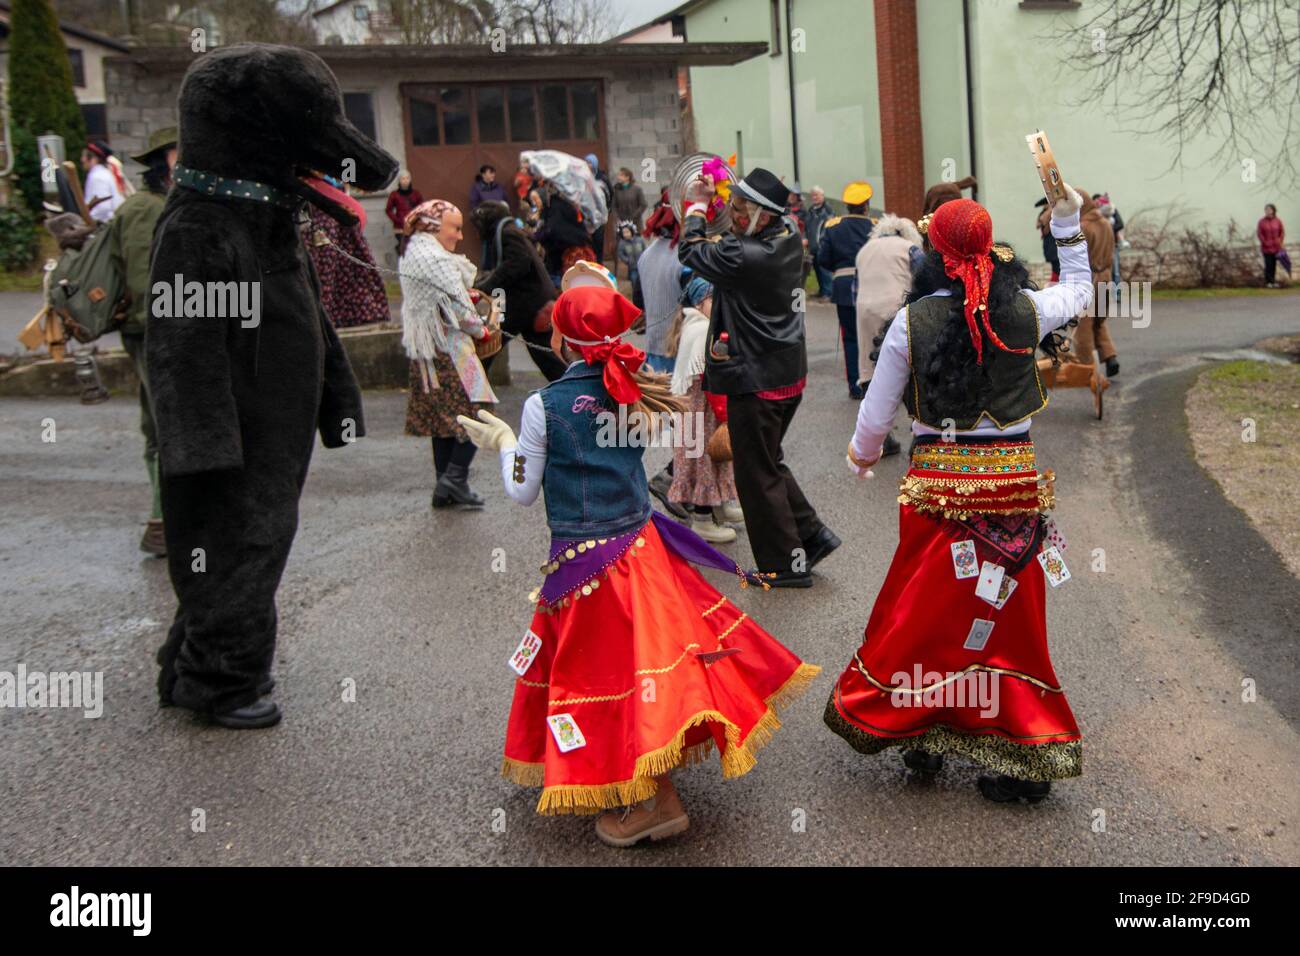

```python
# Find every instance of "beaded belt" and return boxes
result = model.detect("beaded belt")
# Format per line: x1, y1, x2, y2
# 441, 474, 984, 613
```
898, 439, 1055, 518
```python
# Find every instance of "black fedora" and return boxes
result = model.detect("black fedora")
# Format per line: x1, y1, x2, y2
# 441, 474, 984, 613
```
733, 167, 789, 214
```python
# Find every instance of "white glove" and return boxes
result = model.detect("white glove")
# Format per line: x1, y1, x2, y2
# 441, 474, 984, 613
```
456, 409, 517, 452
1051, 183, 1083, 221
846, 444, 877, 481
846, 456, 875, 480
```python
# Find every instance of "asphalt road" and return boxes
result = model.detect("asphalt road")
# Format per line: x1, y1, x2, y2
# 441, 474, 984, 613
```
2, 292, 1297, 866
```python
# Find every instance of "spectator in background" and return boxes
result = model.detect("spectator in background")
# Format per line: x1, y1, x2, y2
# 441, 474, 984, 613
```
471, 200, 565, 382
470, 165, 507, 262
788, 183, 812, 290
611, 166, 648, 232
111, 127, 177, 556
1067, 187, 1119, 378
615, 219, 645, 300
853, 213, 923, 460
818, 181, 875, 399
1093, 192, 1125, 289
469, 164, 506, 210
804, 186, 834, 299
636, 203, 681, 374
385, 169, 424, 258
1258, 203, 1286, 288
82, 141, 126, 223
1035, 197, 1060, 283
585, 153, 613, 263
535, 185, 594, 282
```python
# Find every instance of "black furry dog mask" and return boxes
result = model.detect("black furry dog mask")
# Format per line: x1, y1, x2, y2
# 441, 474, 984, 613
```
175, 43, 397, 225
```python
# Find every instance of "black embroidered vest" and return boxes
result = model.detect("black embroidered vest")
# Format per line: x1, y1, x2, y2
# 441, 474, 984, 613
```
903, 293, 1047, 430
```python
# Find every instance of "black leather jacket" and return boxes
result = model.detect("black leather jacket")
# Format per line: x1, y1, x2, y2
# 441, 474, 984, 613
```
677, 212, 807, 394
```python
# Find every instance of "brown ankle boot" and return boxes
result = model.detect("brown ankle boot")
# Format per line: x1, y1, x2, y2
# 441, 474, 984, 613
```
139, 519, 166, 556
594, 777, 689, 848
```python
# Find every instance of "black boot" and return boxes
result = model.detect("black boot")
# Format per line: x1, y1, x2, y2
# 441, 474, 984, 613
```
1105, 356, 1120, 378
432, 462, 484, 509
902, 748, 944, 775
978, 773, 1051, 804
210, 696, 282, 730
882, 432, 901, 457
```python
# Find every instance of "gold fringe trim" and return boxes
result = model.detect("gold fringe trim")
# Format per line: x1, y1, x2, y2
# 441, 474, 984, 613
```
823, 694, 1082, 782
501, 755, 546, 787
525, 661, 821, 815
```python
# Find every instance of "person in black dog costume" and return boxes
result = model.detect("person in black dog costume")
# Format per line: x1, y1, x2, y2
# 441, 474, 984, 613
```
148, 44, 398, 729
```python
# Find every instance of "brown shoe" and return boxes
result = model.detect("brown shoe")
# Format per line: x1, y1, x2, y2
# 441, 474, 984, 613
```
594, 777, 689, 848
139, 519, 166, 557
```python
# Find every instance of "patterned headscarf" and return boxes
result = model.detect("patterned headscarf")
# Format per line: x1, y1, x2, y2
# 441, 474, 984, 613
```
404, 198, 459, 237
927, 198, 1030, 365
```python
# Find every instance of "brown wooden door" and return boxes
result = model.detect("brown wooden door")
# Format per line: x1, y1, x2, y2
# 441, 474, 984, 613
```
401, 80, 607, 265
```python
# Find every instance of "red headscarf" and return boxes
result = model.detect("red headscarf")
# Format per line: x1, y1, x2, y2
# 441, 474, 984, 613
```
552, 286, 645, 404
926, 198, 1030, 365
643, 203, 679, 246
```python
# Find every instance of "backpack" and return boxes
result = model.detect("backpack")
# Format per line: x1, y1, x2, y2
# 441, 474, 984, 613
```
45, 223, 127, 343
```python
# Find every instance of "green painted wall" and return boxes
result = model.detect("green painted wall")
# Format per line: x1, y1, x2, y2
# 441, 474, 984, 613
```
683, 0, 1296, 260
916, 0, 969, 191
969, 1, 1295, 259
685, 0, 884, 208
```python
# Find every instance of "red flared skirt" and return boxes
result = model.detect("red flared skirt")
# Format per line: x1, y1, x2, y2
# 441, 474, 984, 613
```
502, 519, 819, 814
825, 441, 1082, 781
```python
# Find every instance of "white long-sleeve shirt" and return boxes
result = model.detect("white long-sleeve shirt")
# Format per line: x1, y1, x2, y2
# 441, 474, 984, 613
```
850, 211, 1093, 462
498, 391, 549, 506
84, 164, 124, 223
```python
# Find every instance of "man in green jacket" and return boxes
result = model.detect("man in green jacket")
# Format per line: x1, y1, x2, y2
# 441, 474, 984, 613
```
110, 127, 176, 556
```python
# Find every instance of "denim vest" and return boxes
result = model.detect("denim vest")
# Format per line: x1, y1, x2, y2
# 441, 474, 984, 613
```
538, 362, 652, 538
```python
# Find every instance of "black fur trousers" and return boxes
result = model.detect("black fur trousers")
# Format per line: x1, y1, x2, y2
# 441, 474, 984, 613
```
156, 465, 302, 715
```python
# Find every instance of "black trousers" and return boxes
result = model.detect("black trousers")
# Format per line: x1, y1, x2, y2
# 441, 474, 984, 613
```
728, 391, 824, 573
1264, 253, 1277, 284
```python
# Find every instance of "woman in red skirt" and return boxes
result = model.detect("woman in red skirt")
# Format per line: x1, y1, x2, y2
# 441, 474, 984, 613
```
459, 268, 818, 846
829, 184, 1094, 803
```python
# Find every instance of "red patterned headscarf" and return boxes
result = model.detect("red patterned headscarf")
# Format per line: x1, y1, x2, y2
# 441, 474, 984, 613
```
927, 198, 1030, 365
553, 286, 646, 404
404, 198, 459, 236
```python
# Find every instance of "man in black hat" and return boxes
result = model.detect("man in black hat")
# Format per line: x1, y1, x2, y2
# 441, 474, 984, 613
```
677, 167, 839, 587
111, 126, 178, 556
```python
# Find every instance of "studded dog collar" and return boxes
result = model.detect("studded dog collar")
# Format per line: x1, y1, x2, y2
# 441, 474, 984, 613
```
173, 164, 302, 210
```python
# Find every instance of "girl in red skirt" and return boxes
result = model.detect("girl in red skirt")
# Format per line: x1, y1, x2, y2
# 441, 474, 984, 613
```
459, 269, 817, 846
830, 184, 1094, 803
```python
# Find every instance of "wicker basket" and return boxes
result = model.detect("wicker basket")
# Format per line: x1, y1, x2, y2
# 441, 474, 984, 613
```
473, 295, 503, 359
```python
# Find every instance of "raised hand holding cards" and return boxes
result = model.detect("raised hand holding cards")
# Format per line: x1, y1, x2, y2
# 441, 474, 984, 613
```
964, 619, 995, 652
951, 540, 979, 579
974, 561, 1006, 604
508, 628, 543, 676
546, 713, 587, 752
1038, 545, 1071, 587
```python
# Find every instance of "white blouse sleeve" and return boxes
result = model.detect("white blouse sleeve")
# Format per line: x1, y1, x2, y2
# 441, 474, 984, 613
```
500, 392, 547, 505
1022, 211, 1093, 335
850, 308, 911, 462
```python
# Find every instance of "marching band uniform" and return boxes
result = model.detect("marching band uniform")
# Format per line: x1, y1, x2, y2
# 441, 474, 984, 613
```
459, 279, 817, 845
817, 182, 875, 398
826, 191, 1093, 802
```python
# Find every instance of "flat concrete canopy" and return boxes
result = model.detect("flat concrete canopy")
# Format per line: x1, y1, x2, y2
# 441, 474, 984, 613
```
108, 41, 769, 72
